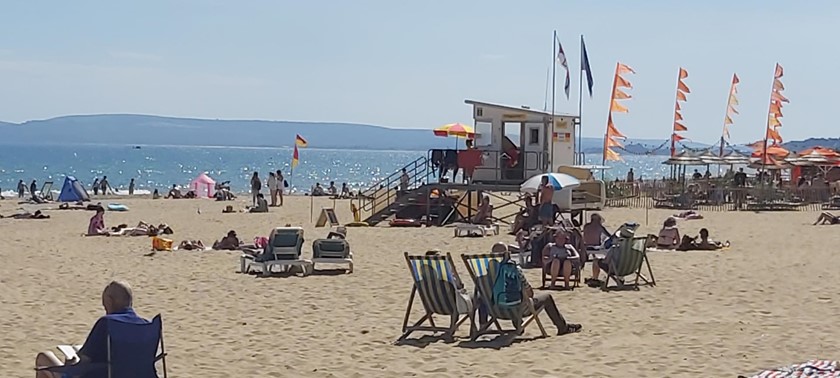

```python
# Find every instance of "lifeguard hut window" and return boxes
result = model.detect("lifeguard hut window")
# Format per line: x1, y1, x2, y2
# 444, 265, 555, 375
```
475, 121, 492, 147
529, 128, 540, 146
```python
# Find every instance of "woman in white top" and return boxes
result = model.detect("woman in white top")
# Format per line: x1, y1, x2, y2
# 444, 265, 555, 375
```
267, 172, 278, 207
656, 217, 680, 249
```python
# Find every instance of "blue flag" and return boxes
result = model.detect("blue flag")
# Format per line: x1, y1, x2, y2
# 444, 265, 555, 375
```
580, 35, 594, 97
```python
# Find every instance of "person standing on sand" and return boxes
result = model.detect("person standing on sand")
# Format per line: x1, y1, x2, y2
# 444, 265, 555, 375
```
100, 176, 111, 195
538, 176, 555, 225
128, 178, 135, 196
276, 170, 285, 206
30, 180, 38, 198
91, 178, 100, 195
250, 172, 262, 207
267, 172, 278, 207
17, 180, 26, 198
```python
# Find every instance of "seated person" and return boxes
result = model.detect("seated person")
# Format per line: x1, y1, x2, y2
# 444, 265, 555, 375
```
471, 195, 494, 225
212, 230, 242, 250
481, 246, 582, 336
86, 208, 107, 236
183, 190, 196, 199
340, 183, 351, 199
35, 281, 152, 378
695, 228, 727, 250
312, 183, 326, 196
248, 193, 269, 213
178, 239, 205, 250
541, 230, 581, 290
165, 185, 182, 199
327, 181, 338, 196
814, 212, 840, 225
656, 217, 681, 249
582, 213, 610, 249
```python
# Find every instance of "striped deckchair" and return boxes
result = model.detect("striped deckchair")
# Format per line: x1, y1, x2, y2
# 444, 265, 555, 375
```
398, 252, 475, 342
602, 236, 656, 291
461, 253, 547, 341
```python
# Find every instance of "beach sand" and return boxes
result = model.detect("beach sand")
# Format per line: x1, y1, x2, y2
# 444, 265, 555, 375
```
1, 195, 838, 377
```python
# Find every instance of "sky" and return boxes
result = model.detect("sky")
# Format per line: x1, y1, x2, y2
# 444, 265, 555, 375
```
0, 0, 837, 144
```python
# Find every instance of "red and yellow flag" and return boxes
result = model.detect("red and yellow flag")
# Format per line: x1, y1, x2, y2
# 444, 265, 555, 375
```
722, 73, 740, 142
764, 63, 787, 146
291, 145, 300, 168
295, 134, 308, 147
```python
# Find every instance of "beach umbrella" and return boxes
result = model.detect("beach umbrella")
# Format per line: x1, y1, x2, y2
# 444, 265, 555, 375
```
520, 173, 580, 193
433, 122, 475, 149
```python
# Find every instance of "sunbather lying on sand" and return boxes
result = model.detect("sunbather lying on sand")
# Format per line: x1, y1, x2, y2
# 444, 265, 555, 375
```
676, 228, 729, 251
109, 222, 173, 237
178, 240, 205, 250
814, 212, 840, 225
1, 210, 50, 219
673, 210, 703, 220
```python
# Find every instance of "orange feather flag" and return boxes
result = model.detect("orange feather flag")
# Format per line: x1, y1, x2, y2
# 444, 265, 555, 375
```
679, 67, 688, 79
617, 63, 635, 74
615, 75, 633, 89
612, 88, 632, 99
610, 100, 629, 113
767, 127, 783, 143
673, 122, 687, 131
676, 91, 687, 102
674, 111, 684, 121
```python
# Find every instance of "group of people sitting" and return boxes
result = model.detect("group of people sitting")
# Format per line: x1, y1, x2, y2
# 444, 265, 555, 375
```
163, 185, 197, 199
653, 216, 727, 251
312, 181, 352, 198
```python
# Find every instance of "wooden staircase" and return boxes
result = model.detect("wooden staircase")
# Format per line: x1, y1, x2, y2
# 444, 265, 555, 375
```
358, 156, 433, 226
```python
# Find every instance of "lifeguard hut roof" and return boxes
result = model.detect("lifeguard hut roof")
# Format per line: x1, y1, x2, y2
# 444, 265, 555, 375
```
464, 99, 578, 118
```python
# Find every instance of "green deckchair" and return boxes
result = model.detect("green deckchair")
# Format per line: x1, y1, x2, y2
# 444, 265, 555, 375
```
601, 236, 656, 291
461, 253, 547, 341
398, 252, 475, 342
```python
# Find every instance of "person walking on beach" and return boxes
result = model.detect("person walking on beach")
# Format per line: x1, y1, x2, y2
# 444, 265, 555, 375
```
250, 172, 262, 206
30, 180, 38, 198
276, 170, 285, 206
91, 178, 100, 195
267, 172, 278, 206
128, 178, 135, 196
17, 180, 26, 198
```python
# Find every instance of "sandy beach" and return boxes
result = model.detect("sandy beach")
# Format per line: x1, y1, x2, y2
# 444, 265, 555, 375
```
1, 195, 838, 377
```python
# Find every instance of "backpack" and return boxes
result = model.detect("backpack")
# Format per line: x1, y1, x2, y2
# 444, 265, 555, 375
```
492, 258, 522, 308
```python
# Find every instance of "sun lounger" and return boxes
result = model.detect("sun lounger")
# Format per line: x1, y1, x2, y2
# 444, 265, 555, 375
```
397, 252, 475, 342
601, 236, 656, 291
460, 253, 547, 341
39, 314, 168, 377
311, 239, 353, 273
454, 223, 499, 237
39, 181, 54, 201
240, 227, 312, 276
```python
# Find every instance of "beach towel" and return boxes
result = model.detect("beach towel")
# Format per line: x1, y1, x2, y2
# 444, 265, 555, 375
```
740, 360, 840, 378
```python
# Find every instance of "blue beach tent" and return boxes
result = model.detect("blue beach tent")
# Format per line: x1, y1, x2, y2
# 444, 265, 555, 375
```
57, 176, 90, 202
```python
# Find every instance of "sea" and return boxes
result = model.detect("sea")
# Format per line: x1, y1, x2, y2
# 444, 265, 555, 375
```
0, 143, 670, 197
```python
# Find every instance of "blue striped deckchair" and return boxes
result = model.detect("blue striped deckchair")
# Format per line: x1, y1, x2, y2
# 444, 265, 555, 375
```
461, 253, 547, 341
602, 236, 656, 291
398, 252, 475, 342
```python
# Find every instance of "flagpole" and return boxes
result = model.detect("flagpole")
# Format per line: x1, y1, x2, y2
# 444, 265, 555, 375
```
761, 64, 776, 177
549, 30, 557, 173
577, 35, 584, 165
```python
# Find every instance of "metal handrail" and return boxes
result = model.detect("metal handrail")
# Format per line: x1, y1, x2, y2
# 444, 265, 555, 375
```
359, 155, 430, 213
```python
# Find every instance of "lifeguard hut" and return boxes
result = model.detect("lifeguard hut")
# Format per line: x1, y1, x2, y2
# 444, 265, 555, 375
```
465, 99, 578, 183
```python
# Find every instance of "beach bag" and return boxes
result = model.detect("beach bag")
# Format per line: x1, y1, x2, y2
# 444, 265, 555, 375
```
152, 237, 173, 251
492, 258, 522, 309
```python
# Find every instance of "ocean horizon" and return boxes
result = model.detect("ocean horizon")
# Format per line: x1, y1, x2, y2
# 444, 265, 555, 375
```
0, 143, 679, 197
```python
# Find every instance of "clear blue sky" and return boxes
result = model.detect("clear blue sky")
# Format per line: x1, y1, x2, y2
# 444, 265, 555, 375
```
0, 0, 836, 144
